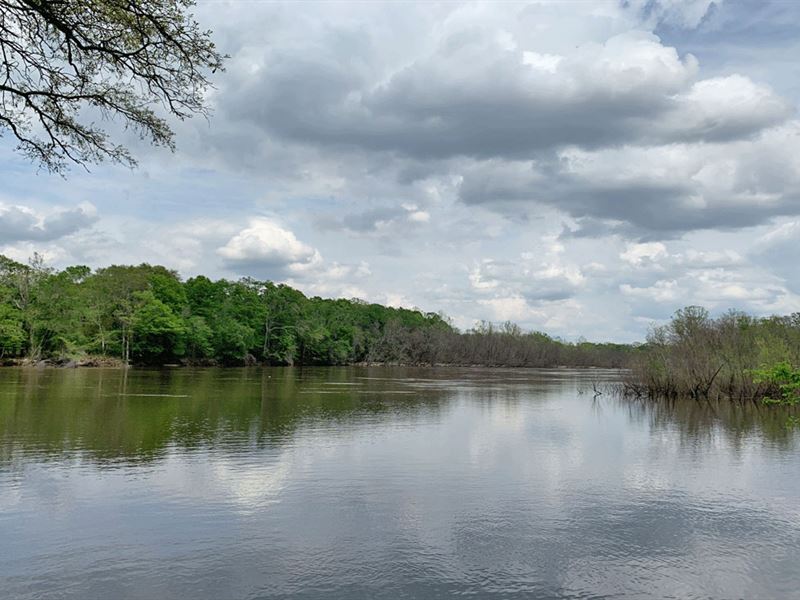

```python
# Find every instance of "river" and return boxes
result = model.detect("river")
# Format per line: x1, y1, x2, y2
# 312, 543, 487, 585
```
1, 367, 798, 599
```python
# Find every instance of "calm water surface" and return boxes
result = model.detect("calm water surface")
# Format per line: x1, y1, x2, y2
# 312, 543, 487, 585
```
1, 367, 799, 599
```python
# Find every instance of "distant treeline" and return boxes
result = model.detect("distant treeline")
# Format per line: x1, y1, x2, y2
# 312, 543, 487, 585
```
624, 307, 800, 405
0, 255, 628, 367
370, 320, 632, 368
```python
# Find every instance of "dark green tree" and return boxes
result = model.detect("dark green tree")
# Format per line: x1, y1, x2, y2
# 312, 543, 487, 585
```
183, 315, 213, 361
0, 304, 24, 357
130, 290, 185, 363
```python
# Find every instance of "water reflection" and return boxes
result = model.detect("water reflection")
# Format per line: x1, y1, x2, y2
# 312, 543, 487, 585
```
0, 367, 798, 600
0, 367, 599, 468
616, 395, 799, 451
0, 367, 455, 467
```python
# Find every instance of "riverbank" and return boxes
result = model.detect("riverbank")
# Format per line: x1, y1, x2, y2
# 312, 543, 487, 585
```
1, 356, 128, 368
1, 359, 624, 370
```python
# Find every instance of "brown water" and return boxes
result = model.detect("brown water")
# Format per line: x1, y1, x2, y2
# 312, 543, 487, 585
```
1, 367, 798, 599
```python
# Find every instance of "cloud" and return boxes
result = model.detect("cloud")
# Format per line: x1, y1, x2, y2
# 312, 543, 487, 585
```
314, 203, 431, 236
206, 0, 790, 169
470, 258, 584, 303
477, 295, 586, 334
621, 270, 790, 317
285, 260, 372, 300
655, 75, 791, 142
467, 237, 586, 313
460, 121, 800, 237
187, 1, 797, 242
615, 237, 795, 319
751, 220, 800, 293
218, 218, 321, 276
222, 25, 790, 163
0, 243, 71, 266
186, 0, 798, 244
0, 202, 97, 243
620, 242, 669, 267
632, 0, 722, 29
217, 217, 374, 298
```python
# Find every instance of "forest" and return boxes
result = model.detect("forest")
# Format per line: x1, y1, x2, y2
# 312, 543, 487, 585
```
1, 254, 798, 406
0, 255, 629, 368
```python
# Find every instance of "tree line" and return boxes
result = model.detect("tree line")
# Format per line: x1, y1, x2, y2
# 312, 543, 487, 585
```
0, 254, 452, 366
367, 320, 633, 368
0, 255, 630, 368
623, 306, 800, 405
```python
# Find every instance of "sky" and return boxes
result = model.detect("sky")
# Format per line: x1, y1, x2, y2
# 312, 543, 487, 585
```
2, 0, 800, 342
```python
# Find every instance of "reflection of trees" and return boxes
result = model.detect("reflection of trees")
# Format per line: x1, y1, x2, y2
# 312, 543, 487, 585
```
618, 396, 799, 450
0, 367, 454, 467
3, 367, 794, 469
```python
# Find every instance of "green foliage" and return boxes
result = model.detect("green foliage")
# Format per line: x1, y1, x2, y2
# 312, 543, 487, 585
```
0, 304, 24, 357
212, 316, 256, 364
148, 268, 188, 313
184, 316, 214, 360
751, 362, 800, 406
130, 291, 186, 363
1, 0, 224, 173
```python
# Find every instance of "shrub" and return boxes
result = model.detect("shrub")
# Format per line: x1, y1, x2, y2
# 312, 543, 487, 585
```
750, 362, 800, 406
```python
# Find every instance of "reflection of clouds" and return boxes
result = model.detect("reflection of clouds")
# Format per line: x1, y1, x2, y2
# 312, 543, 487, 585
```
147, 446, 306, 514
211, 458, 293, 511
0, 475, 22, 511
623, 465, 681, 494
467, 402, 528, 466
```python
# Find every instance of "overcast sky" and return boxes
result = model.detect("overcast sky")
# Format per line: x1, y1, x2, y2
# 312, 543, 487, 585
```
2, 0, 800, 341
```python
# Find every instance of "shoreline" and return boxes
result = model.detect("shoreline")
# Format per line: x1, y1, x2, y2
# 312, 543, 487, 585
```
0, 359, 623, 370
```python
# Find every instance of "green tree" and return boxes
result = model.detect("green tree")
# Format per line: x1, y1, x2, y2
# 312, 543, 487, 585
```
0, 304, 24, 357
130, 290, 185, 363
260, 283, 305, 364
184, 315, 213, 361
211, 315, 255, 364
0, 254, 52, 359
33, 266, 89, 356
85, 265, 151, 360
148, 267, 188, 314
185, 275, 225, 319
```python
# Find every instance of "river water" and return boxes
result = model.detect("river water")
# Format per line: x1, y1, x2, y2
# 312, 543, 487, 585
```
1, 367, 798, 599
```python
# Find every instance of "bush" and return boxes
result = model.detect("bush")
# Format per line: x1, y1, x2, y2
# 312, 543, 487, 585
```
751, 362, 800, 406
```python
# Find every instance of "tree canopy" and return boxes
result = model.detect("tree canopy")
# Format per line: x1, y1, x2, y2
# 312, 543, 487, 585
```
0, 255, 633, 368
0, 0, 223, 172
0, 255, 453, 365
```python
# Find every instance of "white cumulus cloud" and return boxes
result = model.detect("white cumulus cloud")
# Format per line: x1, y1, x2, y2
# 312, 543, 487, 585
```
218, 218, 321, 274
